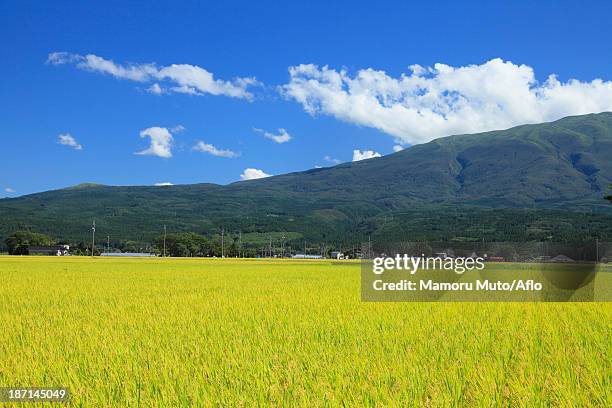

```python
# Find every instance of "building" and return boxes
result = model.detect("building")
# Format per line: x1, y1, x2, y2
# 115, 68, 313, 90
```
28, 245, 70, 256
550, 255, 575, 263
330, 251, 344, 260
292, 254, 323, 259
100, 252, 156, 257
533, 256, 552, 262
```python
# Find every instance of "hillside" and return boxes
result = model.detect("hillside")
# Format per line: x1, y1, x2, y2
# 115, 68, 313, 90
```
246, 112, 612, 207
1, 113, 612, 247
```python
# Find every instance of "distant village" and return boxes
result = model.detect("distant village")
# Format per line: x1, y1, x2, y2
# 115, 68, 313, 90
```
11, 243, 611, 264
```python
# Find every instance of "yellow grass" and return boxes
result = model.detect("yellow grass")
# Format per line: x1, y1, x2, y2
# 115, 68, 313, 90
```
0, 257, 610, 406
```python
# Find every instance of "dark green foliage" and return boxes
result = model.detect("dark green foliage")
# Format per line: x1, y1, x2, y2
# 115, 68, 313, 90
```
4, 231, 54, 255
1, 113, 612, 249
368, 207, 612, 244
155, 232, 212, 257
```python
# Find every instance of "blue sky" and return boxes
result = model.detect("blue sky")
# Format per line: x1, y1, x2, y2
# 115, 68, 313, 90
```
2, 0, 612, 197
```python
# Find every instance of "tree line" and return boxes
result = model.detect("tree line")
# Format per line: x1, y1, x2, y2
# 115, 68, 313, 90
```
4, 190, 612, 256
3, 230, 296, 257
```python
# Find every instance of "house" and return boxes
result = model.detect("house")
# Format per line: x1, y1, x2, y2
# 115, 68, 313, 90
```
291, 254, 323, 259
550, 255, 575, 263
330, 251, 344, 260
28, 245, 70, 256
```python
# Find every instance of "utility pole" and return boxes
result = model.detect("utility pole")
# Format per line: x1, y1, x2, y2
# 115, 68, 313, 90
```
221, 228, 225, 258
596, 237, 599, 262
163, 225, 167, 257
238, 231, 242, 258
269, 236, 272, 258
281, 234, 285, 258
91, 219, 96, 257
107, 235, 110, 253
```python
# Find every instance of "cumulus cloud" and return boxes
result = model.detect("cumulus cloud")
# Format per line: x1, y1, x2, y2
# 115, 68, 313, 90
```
352, 149, 381, 162
48, 52, 259, 100
240, 168, 272, 180
147, 83, 164, 95
4, 187, 16, 193
253, 127, 292, 144
282, 59, 612, 144
154, 182, 173, 186
393, 144, 404, 152
57, 133, 83, 150
136, 127, 174, 158
193, 141, 240, 158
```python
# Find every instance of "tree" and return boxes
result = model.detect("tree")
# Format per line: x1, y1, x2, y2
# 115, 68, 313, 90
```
155, 232, 211, 257
606, 185, 612, 204
71, 242, 88, 256
5, 231, 54, 255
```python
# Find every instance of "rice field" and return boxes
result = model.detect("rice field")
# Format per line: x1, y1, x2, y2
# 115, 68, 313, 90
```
0, 256, 610, 406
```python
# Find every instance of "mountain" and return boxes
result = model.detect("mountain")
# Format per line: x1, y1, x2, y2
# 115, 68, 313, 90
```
249, 112, 612, 207
1, 113, 612, 248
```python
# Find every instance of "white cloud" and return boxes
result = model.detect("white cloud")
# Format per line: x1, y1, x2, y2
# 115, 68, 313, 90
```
393, 144, 404, 152
4, 187, 16, 193
47, 52, 82, 65
193, 141, 240, 158
154, 182, 173, 186
240, 168, 272, 180
282, 59, 612, 144
352, 149, 381, 162
57, 133, 83, 150
171, 125, 186, 133
48, 52, 259, 100
147, 83, 164, 95
253, 127, 292, 144
136, 127, 174, 158
324, 155, 341, 164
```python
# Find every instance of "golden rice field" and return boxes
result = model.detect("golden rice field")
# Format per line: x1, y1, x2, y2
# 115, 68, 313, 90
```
0, 256, 610, 407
